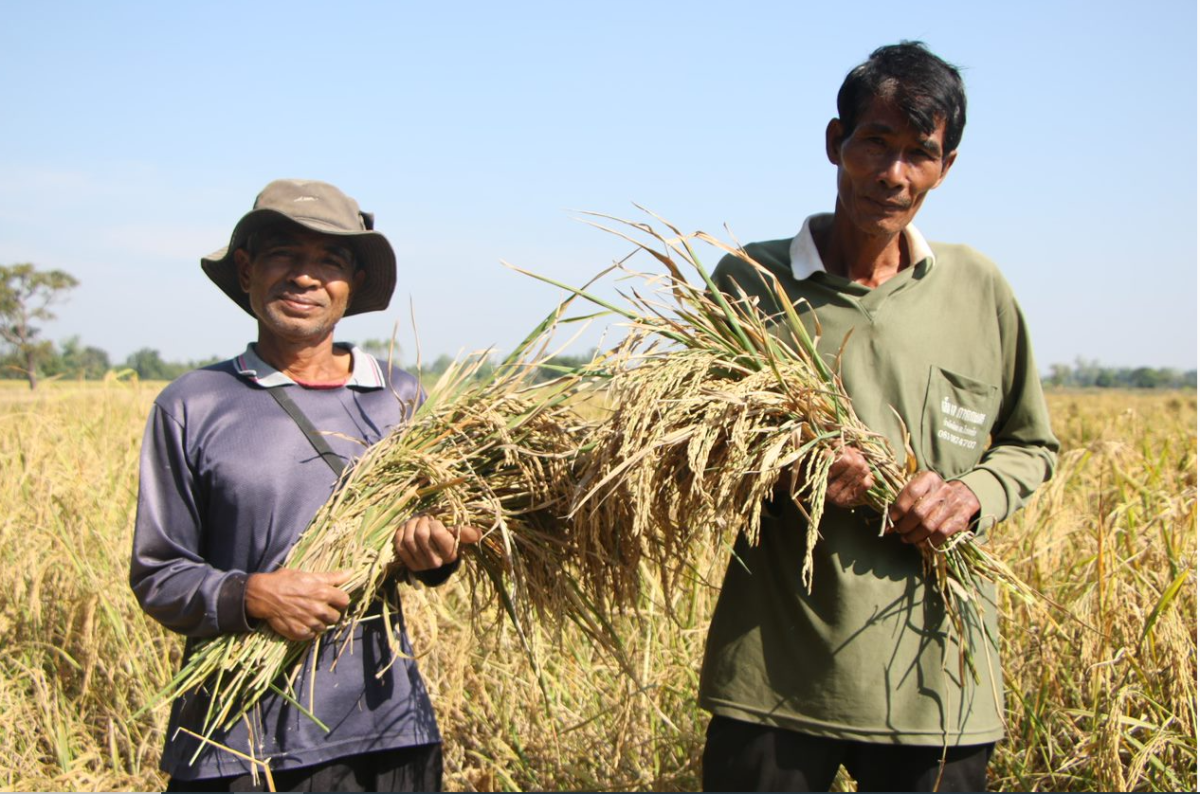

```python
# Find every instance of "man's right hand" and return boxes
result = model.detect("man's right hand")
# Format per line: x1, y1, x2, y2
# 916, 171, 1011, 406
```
244, 569, 352, 641
772, 447, 875, 509
825, 447, 875, 508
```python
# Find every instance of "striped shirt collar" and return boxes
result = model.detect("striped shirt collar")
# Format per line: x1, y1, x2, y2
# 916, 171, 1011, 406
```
233, 343, 386, 390
788, 213, 936, 281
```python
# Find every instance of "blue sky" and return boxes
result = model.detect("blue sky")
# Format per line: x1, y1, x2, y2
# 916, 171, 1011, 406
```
1, 0, 1196, 371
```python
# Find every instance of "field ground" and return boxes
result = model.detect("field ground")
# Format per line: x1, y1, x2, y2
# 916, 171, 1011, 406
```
0, 380, 1194, 791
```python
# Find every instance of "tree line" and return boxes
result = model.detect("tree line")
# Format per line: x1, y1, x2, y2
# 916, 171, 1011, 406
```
2, 262, 1194, 390
1, 339, 595, 386
1044, 359, 1197, 390
12, 340, 1195, 393
353, 342, 595, 385
0, 340, 224, 384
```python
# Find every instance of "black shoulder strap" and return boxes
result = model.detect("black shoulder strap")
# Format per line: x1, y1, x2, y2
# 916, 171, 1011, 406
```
267, 387, 347, 477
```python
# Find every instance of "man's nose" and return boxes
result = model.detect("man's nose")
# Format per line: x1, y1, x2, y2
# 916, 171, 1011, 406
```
286, 255, 323, 286
287, 262, 321, 287
877, 155, 906, 189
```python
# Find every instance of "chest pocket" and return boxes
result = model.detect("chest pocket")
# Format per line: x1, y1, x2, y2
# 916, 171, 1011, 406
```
920, 366, 999, 478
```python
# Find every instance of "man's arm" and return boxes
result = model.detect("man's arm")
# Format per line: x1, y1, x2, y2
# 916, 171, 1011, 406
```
949, 293, 1058, 536
130, 404, 355, 640
867, 281, 1057, 545
129, 404, 254, 638
919, 272, 1059, 543
727, 249, 1056, 545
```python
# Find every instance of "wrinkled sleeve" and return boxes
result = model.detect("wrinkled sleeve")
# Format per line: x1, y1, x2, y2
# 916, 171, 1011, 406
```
953, 285, 1059, 536
129, 404, 253, 638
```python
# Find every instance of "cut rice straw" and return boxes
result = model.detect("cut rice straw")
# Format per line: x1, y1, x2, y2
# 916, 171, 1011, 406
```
517, 209, 1050, 679
140, 302, 624, 744
142, 209, 1056, 753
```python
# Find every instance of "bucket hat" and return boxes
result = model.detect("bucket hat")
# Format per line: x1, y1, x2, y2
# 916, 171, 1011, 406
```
201, 179, 396, 317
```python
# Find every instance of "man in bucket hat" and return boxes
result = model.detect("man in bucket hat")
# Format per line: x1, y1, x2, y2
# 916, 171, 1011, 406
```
131, 179, 479, 791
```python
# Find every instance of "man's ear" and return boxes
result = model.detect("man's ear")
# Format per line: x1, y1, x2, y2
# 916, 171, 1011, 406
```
234, 249, 253, 292
933, 150, 958, 189
825, 118, 844, 165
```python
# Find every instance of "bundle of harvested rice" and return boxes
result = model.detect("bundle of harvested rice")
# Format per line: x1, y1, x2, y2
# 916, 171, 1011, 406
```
526, 211, 1041, 675
146, 330, 591, 742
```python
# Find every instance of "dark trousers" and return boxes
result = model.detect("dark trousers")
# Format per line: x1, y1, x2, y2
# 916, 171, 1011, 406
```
164, 743, 443, 793
702, 715, 993, 792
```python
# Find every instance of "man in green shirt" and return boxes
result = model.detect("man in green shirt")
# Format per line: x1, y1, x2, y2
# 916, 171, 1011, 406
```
698, 42, 1058, 791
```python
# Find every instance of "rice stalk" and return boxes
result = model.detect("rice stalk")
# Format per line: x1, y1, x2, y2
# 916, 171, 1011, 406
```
142, 319, 595, 742
526, 210, 1049, 676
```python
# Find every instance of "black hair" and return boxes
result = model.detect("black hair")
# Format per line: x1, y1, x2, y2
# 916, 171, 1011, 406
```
836, 41, 966, 156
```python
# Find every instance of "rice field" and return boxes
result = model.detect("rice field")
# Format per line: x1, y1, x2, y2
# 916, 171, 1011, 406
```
0, 379, 1194, 791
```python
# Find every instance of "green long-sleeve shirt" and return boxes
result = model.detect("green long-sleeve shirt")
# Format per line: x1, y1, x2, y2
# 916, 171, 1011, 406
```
698, 217, 1057, 745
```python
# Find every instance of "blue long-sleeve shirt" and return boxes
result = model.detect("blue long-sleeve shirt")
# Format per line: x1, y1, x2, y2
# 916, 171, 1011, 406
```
131, 344, 443, 780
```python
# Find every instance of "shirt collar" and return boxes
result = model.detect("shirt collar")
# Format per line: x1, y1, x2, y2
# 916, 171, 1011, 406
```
787, 213, 936, 281
233, 343, 385, 390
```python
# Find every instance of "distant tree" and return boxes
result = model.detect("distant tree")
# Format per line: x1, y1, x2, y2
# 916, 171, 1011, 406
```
1130, 367, 1162, 389
0, 349, 27, 380
0, 263, 79, 389
1156, 367, 1183, 388
357, 338, 404, 363
125, 348, 178, 381
1073, 357, 1101, 388
119, 349, 221, 382
534, 352, 596, 383
46, 335, 111, 380
189, 354, 223, 369
423, 354, 455, 377
1047, 363, 1073, 388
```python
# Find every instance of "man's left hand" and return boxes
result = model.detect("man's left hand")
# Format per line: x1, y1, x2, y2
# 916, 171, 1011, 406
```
392, 515, 483, 572
887, 471, 980, 548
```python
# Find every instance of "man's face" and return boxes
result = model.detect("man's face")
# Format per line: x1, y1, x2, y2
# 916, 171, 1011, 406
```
827, 95, 957, 238
234, 226, 364, 346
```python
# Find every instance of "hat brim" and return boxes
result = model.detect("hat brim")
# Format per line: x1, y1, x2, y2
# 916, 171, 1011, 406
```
201, 210, 396, 318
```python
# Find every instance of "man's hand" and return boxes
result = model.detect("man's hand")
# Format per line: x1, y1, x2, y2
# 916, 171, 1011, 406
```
392, 516, 483, 573
825, 447, 875, 508
245, 569, 351, 641
887, 471, 980, 548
